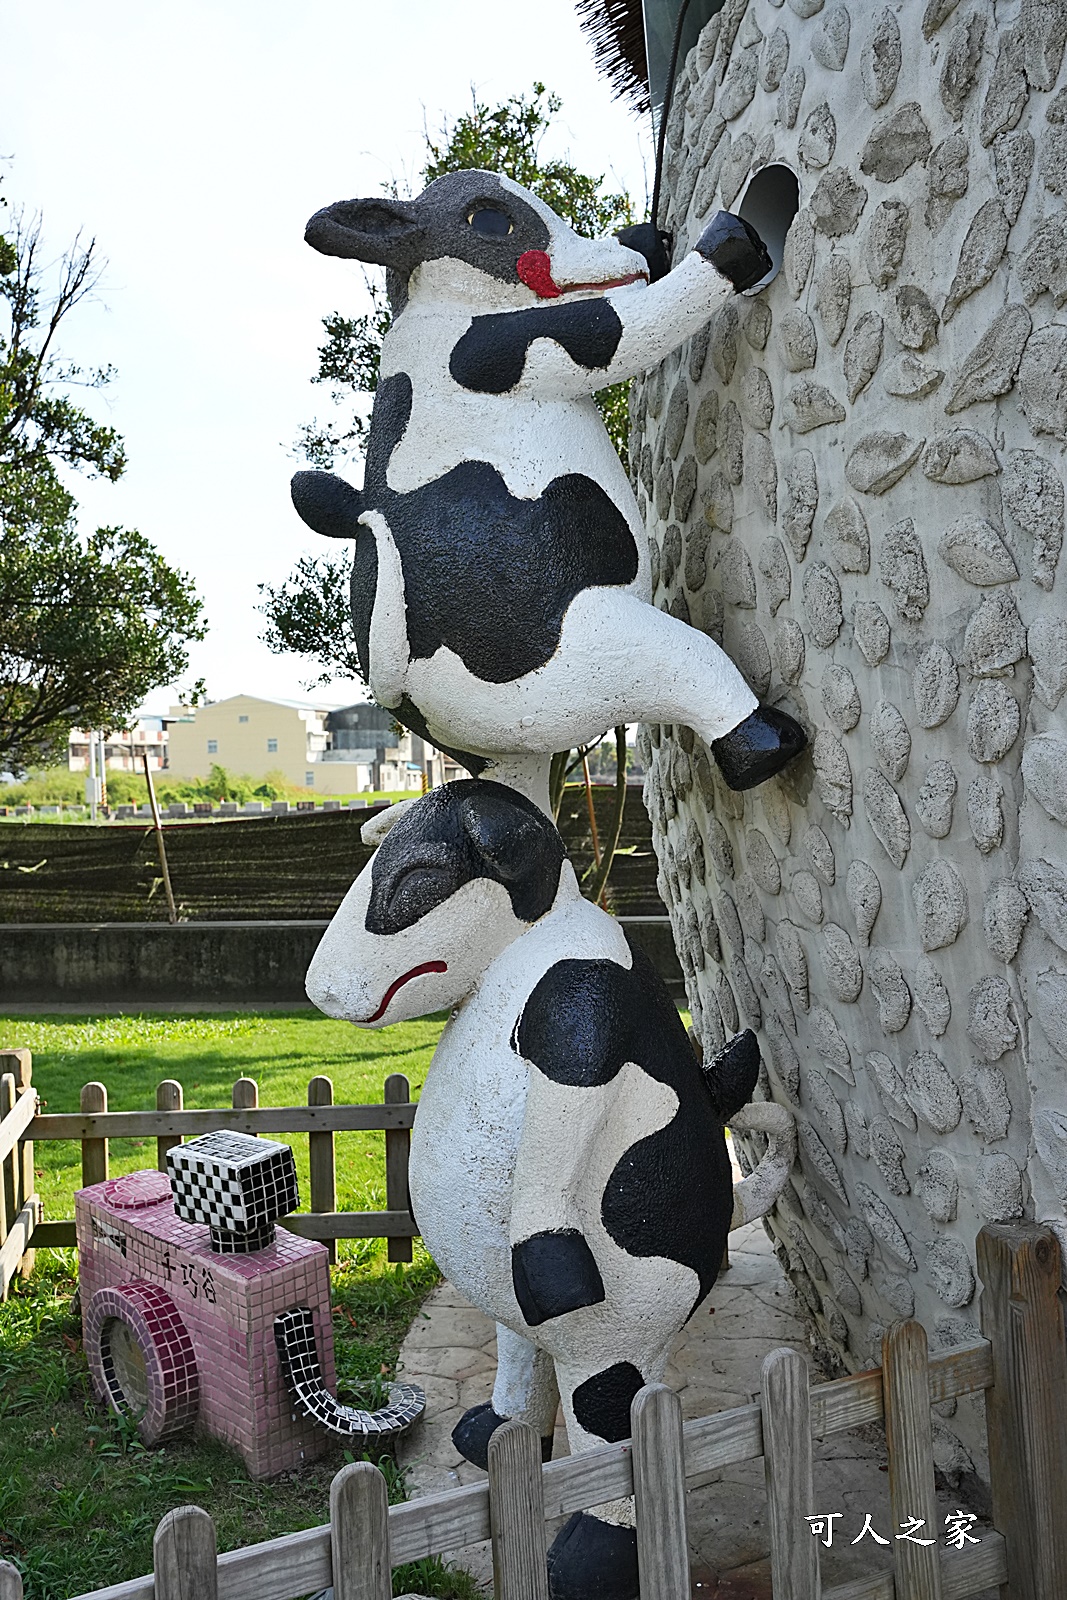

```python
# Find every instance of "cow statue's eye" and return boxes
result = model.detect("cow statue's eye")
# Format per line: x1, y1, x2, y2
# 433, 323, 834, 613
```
468, 208, 513, 238
386, 863, 456, 927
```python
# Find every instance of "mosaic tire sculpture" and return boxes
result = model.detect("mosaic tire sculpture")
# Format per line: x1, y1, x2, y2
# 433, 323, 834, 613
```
629, 0, 1067, 1484
84, 1280, 200, 1446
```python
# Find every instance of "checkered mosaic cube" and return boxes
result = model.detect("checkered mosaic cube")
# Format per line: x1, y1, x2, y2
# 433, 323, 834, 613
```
167, 1129, 299, 1252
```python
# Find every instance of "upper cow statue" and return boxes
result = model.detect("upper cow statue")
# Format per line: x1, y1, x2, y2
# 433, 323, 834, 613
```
293, 170, 806, 806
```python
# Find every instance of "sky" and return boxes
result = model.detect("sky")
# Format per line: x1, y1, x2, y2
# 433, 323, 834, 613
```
3, 0, 653, 715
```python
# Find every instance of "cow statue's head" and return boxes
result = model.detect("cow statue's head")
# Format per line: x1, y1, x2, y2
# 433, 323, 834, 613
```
303, 169, 665, 312
306, 779, 569, 1026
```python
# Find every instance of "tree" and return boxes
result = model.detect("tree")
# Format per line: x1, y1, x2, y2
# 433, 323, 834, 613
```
0, 193, 206, 774
261, 84, 638, 686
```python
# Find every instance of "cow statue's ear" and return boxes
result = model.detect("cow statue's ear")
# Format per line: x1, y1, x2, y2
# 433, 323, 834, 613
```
305, 197, 425, 273
461, 791, 533, 884
361, 798, 419, 848
461, 787, 565, 924
291, 471, 364, 539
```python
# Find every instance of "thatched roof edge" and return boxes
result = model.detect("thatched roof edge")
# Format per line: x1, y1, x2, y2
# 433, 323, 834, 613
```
575, 0, 651, 116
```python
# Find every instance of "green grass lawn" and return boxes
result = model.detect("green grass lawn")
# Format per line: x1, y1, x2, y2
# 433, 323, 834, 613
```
0, 1010, 483, 1600
4, 1009, 445, 1231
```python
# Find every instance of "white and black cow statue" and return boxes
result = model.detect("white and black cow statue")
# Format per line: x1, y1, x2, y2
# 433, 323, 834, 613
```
306, 781, 796, 1600
292, 170, 806, 806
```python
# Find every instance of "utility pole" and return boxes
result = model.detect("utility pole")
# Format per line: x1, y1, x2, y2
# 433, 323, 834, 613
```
86, 730, 99, 822
143, 750, 178, 924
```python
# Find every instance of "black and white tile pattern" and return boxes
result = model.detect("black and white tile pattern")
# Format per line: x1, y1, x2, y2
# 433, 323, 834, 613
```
274, 1306, 425, 1441
167, 1129, 299, 1253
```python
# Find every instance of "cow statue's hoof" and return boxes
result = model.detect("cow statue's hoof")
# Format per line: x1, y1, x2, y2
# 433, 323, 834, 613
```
695, 210, 773, 292
712, 705, 807, 791
547, 1512, 639, 1600
452, 1400, 553, 1470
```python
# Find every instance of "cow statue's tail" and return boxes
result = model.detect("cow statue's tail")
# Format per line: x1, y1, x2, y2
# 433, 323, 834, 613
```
274, 1306, 425, 1441
727, 1102, 797, 1231
290, 470, 364, 540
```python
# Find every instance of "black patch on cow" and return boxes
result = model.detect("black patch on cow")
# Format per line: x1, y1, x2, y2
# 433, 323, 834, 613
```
359, 372, 637, 683
547, 1513, 639, 1600
305, 171, 551, 290
365, 778, 565, 936
449, 299, 623, 394
515, 940, 733, 1313
349, 523, 378, 686
571, 1362, 645, 1444
512, 1230, 606, 1327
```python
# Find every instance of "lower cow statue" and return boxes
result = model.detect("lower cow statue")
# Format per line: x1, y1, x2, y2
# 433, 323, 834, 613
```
307, 780, 796, 1600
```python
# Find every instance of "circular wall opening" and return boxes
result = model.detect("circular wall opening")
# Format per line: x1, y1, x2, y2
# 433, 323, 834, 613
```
736, 165, 800, 293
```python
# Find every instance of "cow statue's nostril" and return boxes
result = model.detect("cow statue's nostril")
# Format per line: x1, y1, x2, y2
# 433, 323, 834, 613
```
615, 222, 672, 283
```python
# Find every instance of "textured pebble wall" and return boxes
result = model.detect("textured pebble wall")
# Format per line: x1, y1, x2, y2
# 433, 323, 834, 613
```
632, 0, 1067, 1479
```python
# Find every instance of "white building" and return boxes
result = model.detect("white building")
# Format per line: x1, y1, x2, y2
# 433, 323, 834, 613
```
68, 719, 167, 772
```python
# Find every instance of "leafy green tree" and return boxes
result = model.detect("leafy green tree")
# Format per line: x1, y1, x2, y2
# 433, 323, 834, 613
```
0, 194, 206, 774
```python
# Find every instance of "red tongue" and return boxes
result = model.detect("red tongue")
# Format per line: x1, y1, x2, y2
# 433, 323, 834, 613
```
517, 249, 562, 299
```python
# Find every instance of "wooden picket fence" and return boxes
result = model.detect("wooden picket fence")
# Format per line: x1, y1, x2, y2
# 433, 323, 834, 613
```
0, 1224, 1063, 1600
0, 1050, 418, 1295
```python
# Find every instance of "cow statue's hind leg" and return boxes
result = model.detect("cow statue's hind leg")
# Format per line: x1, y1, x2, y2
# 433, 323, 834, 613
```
545, 1352, 664, 1600
452, 1323, 560, 1468
404, 583, 806, 794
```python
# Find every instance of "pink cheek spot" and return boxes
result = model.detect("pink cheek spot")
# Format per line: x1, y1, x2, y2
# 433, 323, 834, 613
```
516, 249, 562, 299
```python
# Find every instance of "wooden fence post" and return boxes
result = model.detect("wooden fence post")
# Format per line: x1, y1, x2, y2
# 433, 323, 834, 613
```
384, 1073, 412, 1264
632, 1383, 690, 1600
153, 1506, 217, 1600
80, 1082, 108, 1187
488, 1419, 549, 1600
761, 1346, 819, 1600
232, 1076, 258, 1129
156, 1079, 183, 1171
883, 1319, 942, 1600
0, 1560, 23, 1600
977, 1222, 1067, 1600
309, 1075, 337, 1265
0, 1076, 11, 1299
0, 1074, 17, 1301
330, 1460, 391, 1600
11, 1052, 33, 1281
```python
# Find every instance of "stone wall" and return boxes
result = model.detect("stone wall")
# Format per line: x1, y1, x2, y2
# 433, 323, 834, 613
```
632, 0, 1067, 1481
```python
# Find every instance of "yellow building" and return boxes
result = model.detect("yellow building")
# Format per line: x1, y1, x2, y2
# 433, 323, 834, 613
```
163, 694, 442, 795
